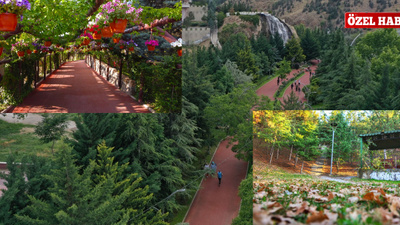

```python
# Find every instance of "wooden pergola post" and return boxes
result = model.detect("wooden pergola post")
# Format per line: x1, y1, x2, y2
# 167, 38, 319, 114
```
34, 60, 37, 88
107, 57, 110, 81
118, 58, 123, 89
43, 54, 47, 80
49, 52, 52, 74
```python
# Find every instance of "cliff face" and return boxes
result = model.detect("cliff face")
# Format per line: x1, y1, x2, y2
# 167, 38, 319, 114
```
219, 13, 299, 45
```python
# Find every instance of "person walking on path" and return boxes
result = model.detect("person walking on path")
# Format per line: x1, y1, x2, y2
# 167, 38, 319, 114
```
277, 77, 280, 86
211, 161, 217, 174
291, 83, 293, 90
204, 163, 211, 178
217, 170, 223, 187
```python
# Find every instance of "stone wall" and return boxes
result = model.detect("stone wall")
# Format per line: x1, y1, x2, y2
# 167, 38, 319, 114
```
183, 5, 207, 21
359, 169, 400, 181
85, 56, 137, 97
226, 11, 264, 17
183, 27, 210, 45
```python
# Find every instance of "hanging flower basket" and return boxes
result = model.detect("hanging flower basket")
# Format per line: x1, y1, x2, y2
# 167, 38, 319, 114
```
44, 41, 52, 47
147, 45, 155, 51
128, 47, 134, 51
113, 38, 120, 44
110, 19, 128, 33
177, 49, 182, 56
101, 27, 113, 38
0, 0, 30, 31
0, 47, 3, 57
145, 40, 158, 51
17, 51, 24, 57
0, 13, 18, 32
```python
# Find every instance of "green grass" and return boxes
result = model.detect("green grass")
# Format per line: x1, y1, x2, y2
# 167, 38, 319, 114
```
0, 119, 54, 162
311, 103, 325, 109
257, 166, 313, 180
169, 143, 219, 224
350, 177, 400, 184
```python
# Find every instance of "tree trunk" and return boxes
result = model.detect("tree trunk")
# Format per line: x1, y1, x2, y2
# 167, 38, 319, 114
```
270, 145, 274, 164
295, 153, 298, 168
51, 140, 55, 154
336, 160, 339, 174
289, 145, 293, 161
276, 147, 279, 159
301, 161, 304, 174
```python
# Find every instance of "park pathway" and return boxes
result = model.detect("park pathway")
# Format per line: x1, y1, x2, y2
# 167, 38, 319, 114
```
310, 155, 327, 176
184, 139, 248, 225
278, 65, 317, 103
7, 60, 150, 113
256, 62, 319, 103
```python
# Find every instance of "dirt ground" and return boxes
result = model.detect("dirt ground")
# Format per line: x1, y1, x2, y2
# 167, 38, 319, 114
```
254, 138, 358, 176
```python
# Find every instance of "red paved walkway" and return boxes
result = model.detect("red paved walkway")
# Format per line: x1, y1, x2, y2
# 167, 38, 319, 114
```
256, 63, 318, 103
184, 139, 248, 225
278, 65, 317, 102
8, 60, 150, 113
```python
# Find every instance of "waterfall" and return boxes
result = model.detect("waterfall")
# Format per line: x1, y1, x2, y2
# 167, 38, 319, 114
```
259, 13, 293, 44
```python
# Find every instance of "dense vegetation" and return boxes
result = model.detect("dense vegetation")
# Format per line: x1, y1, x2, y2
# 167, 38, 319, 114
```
0, 112, 203, 224
308, 28, 400, 109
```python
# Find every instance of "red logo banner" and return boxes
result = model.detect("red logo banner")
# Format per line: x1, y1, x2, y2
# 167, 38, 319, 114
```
345, 12, 400, 28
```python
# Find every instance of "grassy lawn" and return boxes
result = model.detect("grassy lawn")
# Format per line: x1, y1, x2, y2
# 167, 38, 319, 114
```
169, 143, 219, 225
351, 177, 400, 185
0, 119, 54, 162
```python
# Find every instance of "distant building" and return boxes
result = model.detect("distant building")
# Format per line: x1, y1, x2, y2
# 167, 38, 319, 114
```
182, 0, 207, 22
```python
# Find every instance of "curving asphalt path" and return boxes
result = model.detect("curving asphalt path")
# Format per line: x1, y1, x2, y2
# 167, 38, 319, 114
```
7, 60, 150, 113
184, 139, 248, 225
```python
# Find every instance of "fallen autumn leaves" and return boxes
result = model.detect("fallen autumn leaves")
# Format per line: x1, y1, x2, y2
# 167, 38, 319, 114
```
254, 178, 400, 224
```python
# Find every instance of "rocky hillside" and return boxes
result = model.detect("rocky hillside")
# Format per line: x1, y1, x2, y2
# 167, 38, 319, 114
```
237, 0, 400, 28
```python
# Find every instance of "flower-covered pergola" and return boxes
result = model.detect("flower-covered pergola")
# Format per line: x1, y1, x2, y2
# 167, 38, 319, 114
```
0, 0, 181, 61
0, 0, 182, 113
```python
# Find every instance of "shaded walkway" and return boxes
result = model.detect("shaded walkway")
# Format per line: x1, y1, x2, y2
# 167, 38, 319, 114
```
184, 139, 248, 225
7, 60, 150, 113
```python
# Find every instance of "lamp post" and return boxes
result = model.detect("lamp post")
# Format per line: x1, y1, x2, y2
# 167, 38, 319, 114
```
168, 189, 186, 198
330, 122, 338, 176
